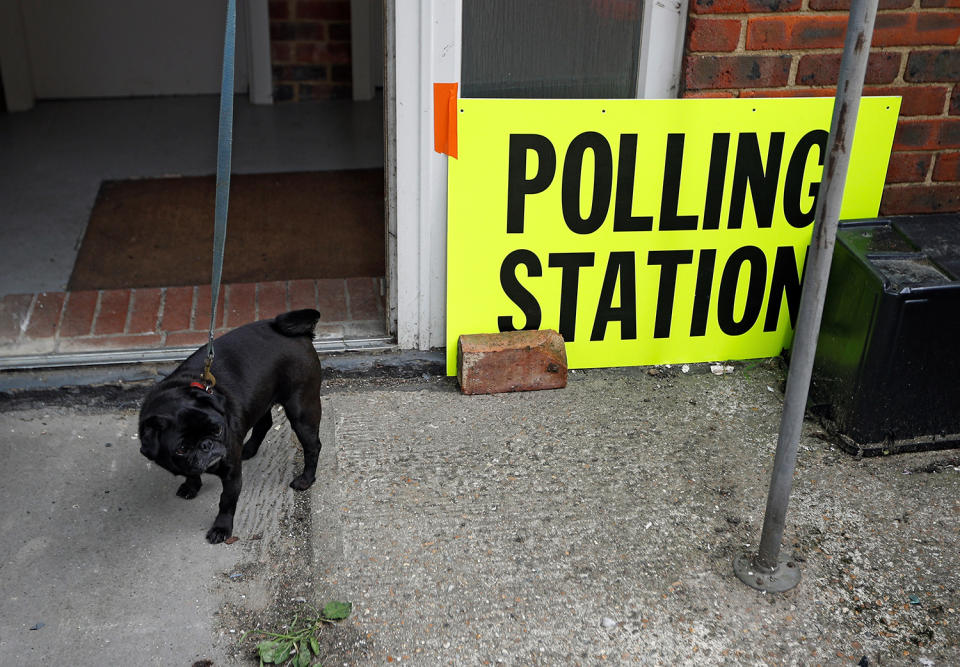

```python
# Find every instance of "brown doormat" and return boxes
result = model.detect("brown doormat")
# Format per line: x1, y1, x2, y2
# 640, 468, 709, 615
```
69, 169, 385, 291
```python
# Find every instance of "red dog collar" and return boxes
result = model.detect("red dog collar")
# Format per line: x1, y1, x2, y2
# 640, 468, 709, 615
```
190, 381, 213, 394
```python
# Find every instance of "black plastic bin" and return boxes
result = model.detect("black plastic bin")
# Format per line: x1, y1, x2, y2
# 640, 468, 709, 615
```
810, 214, 960, 455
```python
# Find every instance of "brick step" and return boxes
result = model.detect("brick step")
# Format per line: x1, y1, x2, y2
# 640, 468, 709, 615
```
0, 278, 387, 359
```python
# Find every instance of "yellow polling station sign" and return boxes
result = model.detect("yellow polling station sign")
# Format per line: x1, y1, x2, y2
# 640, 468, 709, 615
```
446, 97, 900, 375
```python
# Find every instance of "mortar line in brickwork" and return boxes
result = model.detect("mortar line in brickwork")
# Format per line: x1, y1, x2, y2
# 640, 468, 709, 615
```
349, 278, 359, 321
188, 286, 199, 331
93, 291, 105, 338
895, 52, 908, 83
20, 294, 38, 344
788, 55, 801, 87
53, 292, 67, 342
156, 288, 168, 336
222, 285, 231, 329
923, 156, 934, 185
123, 289, 135, 334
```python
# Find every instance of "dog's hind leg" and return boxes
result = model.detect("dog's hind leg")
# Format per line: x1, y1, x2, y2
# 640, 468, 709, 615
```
177, 475, 202, 499
284, 395, 322, 491
242, 410, 273, 460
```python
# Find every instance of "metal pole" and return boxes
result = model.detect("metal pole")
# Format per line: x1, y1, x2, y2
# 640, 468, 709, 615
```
733, 0, 880, 593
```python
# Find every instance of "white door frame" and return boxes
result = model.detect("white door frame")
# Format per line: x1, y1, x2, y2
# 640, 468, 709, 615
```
0, 0, 34, 110
388, 0, 688, 350
0, 0, 273, 111
244, 0, 274, 105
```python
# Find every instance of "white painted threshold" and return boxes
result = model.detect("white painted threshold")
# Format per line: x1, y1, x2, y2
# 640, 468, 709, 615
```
0, 336, 396, 370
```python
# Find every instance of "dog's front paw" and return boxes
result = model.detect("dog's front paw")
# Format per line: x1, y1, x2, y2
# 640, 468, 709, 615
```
206, 524, 232, 544
289, 474, 315, 491
177, 477, 202, 499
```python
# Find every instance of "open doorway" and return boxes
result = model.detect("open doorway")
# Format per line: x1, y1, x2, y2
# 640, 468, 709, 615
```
0, 0, 390, 364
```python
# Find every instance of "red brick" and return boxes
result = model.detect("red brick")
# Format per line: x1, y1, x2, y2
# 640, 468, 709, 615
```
300, 83, 352, 101
885, 152, 933, 184
458, 330, 568, 395
796, 52, 900, 87
273, 64, 327, 83
316, 279, 348, 321
225, 283, 257, 328
60, 291, 98, 338
740, 88, 834, 98
294, 36, 331, 64
893, 118, 960, 151
269, 0, 291, 20
346, 277, 381, 320
288, 279, 318, 311
894, 120, 936, 151
164, 331, 211, 349
271, 43, 293, 63
921, 0, 960, 7
905, 49, 960, 83
863, 85, 947, 116
162, 286, 195, 332
746, 13, 960, 50
270, 21, 325, 42
687, 17, 741, 53
0, 294, 34, 344
682, 90, 739, 98
952, 85, 960, 115
938, 119, 960, 147
295, 0, 350, 21
257, 282, 288, 319
685, 55, 791, 91
691, 0, 801, 14
933, 151, 960, 182
295, 41, 348, 65
94, 289, 131, 335
128, 288, 163, 334
880, 184, 960, 214
59, 334, 164, 354
811, 0, 911, 8
877, 13, 960, 46
194, 285, 229, 331
24, 292, 64, 339
746, 16, 847, 50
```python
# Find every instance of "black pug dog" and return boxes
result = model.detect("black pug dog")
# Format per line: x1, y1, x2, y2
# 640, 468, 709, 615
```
138, 309, 323, 543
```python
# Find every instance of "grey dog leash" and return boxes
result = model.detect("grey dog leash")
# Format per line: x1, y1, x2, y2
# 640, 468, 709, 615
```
202, 0, 237, 390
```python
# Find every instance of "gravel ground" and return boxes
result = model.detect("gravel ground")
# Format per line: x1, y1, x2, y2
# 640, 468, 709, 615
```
226, 363, 959, 666
2, 361, 957, 666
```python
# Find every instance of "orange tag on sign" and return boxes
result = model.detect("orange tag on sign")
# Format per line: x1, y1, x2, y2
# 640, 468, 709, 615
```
433, 83, 458, 158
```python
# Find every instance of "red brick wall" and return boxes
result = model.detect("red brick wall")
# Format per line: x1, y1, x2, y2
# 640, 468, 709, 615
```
269, 0, 352, 101
682, 1, 960, 215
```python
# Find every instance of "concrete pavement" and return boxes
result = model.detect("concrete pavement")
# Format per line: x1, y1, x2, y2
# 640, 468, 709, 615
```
1, 361, 958, 665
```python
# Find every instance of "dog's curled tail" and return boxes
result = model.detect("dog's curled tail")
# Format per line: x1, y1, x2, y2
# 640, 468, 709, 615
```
272, 309, 322, 339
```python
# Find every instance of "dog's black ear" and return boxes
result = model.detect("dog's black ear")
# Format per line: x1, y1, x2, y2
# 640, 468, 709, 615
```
139, 415, 169, 459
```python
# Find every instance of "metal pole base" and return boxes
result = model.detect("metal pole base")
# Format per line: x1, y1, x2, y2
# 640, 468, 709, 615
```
733, 552, 801, 593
